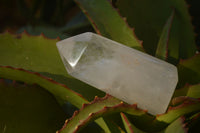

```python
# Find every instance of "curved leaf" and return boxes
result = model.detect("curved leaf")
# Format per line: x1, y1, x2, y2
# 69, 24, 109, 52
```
177, 53, 200, 88
58, 95, 147, 133
0, 66, 87, 107
74, 0, 143, 51
102, 118, 126, 133
0, 79, 66, 133
157, 97, 200, 123
0, 31, 109, 132
155, 10, 175, 60
187, 112, 200, 132
116, 0, 197, 61
173, 83, 200, 98
0, 32, 105, 101
187, 84, 200, 98
0, 66, 111, 133
0, 31, 67, 77
58, 94, 200, 132
172, 85, 189, 98
17, 26, 69, 39
121, 113, 145, 133
162, 117, 187, 133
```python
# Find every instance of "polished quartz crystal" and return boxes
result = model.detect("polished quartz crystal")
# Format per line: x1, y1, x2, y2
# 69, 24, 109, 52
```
56, 32, 178, 115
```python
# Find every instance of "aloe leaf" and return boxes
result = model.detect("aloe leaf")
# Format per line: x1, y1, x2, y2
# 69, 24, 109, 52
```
126, 96, 200, 132
162, 117, 187, 133
173, 83, 200, 99
177, 53, 200, 88
187, 112, 200, 132
174, 83, 200, 99
172, 85, 189, 98
120, 113, 145, 133
155, 10, 175, 60
57, 95, 148, 133
0, 32, 105, 100
157, 97, 200, 123
116, 0, 197, 61
57, 94, 200, 132
0, 32, 67, 78
0, 66, 87, 108
186, 84, 200, 98
17, 25, 69, 39
0, 66, 111, 133
1, 67, 199, 132
101, 118, 126, 133
73, 0, 144, 51
0, 79, 66, 133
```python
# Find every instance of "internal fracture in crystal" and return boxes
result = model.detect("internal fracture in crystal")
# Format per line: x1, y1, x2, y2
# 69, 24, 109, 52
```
56, 32, 178, 115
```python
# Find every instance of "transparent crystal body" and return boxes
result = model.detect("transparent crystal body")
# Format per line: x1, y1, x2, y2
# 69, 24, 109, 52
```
56, 32, 178, 115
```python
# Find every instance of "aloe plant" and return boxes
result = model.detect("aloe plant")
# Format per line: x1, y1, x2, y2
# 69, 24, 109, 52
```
0, 0, 200, 133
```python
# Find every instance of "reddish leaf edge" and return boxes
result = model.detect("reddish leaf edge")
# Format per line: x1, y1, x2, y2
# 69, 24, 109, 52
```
172, 83, 200, 99
176, 116, 188, 133
74, 0, 144, 51
185, 1, 199, 51
0, 66, 116, 133
0, 65, 87, 102
57, 94, 147, 133
157, 96, 200, 124
164, 10, 174, 61
187, 112, 200, 129
57, 93, 200, 133
179, 53, 200, 64
0, 29, 61, 41
155, 9, 175, 61
111, 3, 144, 48
120, 112, 134, 133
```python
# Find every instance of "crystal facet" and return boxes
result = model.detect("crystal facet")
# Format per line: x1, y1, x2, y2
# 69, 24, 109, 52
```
56, 32, 178, 115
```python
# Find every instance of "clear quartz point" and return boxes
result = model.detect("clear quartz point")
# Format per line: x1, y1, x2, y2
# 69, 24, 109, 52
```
56, 32, 178, 115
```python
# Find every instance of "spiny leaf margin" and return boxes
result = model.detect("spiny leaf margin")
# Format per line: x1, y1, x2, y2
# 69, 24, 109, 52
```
58, 94, 200, 132
74, 0, 144, 51
121, 112, 145, 133
0, 31, 71, 78
155, 10, 175, 60
0, 66, 111, 133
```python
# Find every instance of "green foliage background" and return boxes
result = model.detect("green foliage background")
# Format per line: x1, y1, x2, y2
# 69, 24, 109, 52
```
0, 0, 200, 133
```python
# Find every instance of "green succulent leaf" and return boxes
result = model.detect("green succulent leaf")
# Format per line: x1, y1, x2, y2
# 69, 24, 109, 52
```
177, 54, 200, 88
0, 32, 105, 101
121, 113, 145, 133
0, 32, 112, 132
186, 84, 200, 98
17, 26, 69, 39
157, 97, 200, 124
0, 66, 111, 133
162, 117, 187, 133
173, 83, 200, 99
187, 112, 200, 132
172, 85, 189, 98
0, 79, 66, 133
102, 118, 126, 133
155, 10, 175, 60
0, 32, 67, 78
73, 0, 144, 51
58, 94, 200, 133
0, 66, 87, 108
116, 0, 197, 62
57, 95, 148, 133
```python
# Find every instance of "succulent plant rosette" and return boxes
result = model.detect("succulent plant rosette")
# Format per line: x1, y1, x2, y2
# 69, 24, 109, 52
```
0, 0, 200, 133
